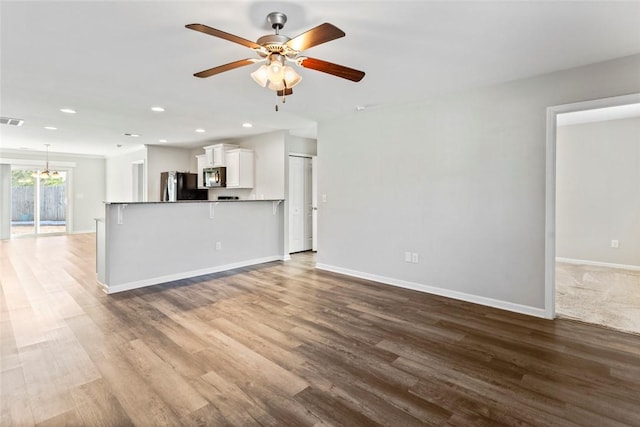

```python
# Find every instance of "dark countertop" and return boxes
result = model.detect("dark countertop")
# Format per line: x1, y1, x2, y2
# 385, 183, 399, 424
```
104, 199, 284, 205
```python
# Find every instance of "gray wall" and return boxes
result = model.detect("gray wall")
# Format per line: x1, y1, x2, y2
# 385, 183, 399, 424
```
214, 131, 288, 200
146, 145, 193, 202
316, 54, 640, 313
105, 147, 147, 202
0, 150, 106, 234
556, 117, 640, 267
286, 134, 317, 156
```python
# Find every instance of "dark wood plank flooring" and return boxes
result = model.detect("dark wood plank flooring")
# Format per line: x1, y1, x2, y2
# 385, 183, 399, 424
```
1, 233, 640, 426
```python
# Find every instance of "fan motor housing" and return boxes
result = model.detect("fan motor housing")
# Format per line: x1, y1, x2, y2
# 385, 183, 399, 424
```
256, 34, 293, 56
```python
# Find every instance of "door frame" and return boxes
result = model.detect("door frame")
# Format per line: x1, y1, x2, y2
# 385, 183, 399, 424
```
7, 159, 75, 237
21, 167, 71, 236
288, 153, 316, 253
132, 160, 146, 202
544, 92, 640, 319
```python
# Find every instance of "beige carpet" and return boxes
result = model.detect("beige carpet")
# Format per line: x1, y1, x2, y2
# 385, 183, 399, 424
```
556, 262, 640, 335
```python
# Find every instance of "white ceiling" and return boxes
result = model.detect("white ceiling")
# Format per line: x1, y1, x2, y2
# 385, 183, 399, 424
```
2, 1, 640, 157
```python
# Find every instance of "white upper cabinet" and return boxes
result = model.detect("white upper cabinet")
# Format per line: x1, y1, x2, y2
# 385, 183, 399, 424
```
225, 148, 254, 188
203, 143, 238, 167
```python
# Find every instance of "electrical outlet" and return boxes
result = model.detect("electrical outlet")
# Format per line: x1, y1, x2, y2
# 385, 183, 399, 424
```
611, 240, 619, 248
322, 194, 327, 203
405, 252, 412, 262
215, 241, 222, 250
411, 252, 419, 263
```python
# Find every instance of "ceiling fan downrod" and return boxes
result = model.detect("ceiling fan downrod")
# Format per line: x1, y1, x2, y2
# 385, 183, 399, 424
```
267, 12, 287, 35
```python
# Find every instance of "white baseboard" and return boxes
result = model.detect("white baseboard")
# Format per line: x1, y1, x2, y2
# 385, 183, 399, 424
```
105, 255, 283, 294
70, 229, 95, 235
315, 263, 547, 319
556, 257, 640, 271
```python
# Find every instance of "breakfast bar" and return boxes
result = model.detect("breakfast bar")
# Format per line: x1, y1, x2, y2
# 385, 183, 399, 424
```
96, 199, 285, 293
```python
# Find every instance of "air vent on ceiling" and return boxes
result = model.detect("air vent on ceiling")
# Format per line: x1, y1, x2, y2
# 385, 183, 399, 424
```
0, 117, 25, 126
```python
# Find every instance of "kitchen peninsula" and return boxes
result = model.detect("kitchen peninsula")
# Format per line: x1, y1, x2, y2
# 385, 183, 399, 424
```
96, 199, 285, 293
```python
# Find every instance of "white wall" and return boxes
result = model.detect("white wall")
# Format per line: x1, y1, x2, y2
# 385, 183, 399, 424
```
217, 131, 287, 200
0, 150, 106, 234
556, 117, 640, 267
286, 134, 317, 156
0, 164, 11, 239
105, 147, 146, 202
316, 54, 640, 315
145, 145, 193, 202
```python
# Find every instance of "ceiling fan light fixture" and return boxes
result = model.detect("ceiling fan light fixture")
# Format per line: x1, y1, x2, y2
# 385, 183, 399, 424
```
250, 65, 268, 87
266, 59, 285, 83
283, 66, 302, 88
186, 12, 365, 104
268, 80, 286, 91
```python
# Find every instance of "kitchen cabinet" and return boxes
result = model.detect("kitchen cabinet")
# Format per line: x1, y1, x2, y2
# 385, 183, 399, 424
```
198, 143, 239, 189
203, 143, 238, 167
225, 148, 254, 188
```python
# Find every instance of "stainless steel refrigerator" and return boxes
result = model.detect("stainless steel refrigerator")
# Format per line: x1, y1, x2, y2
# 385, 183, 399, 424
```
160, 171, 208, 201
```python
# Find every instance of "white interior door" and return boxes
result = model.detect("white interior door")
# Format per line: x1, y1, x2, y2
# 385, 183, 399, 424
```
311, 156, 318, 251
304, 157, 313, 251
289, 156, 313, 253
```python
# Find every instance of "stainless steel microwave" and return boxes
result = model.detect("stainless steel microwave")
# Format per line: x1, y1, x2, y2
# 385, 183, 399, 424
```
203, 167, 226, 188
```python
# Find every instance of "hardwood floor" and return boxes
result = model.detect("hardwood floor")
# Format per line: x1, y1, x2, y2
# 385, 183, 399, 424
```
2, 234, 640, 426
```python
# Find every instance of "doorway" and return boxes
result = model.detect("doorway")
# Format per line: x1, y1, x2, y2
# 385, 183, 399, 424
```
11, 168, 68, 236
288, 155, 314, 253
545, 93, 640, 333
132, 160, 145, 202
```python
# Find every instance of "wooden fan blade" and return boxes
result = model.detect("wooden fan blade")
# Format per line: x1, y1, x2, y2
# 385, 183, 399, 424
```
186, 23, 263, 50
194, 59, 257, 78
298, 57, 365, 82
285, 23, 345, 52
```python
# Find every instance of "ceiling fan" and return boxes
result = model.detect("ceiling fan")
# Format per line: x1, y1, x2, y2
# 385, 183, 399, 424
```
186, 12, 365, 103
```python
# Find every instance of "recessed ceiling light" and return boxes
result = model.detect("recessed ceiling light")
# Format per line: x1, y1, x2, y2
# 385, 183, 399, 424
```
159, 139, 167, 143
195, 128, 205, 133
242, 122, 253, 128
124, 133, 140, 137
44, 126, 57, 130
151, 106, 165, 112
60, 108, 76, 114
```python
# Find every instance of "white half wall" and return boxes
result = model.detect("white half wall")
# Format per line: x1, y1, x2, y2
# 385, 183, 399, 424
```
556, 117, 640, 267
99, 200, 285, 292
316, 54, 640, 315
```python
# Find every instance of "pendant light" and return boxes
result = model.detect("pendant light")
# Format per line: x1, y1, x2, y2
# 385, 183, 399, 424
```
32, 144, 59, 179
